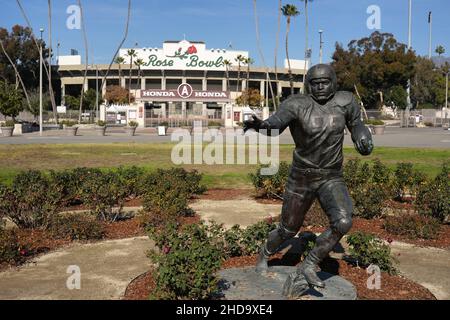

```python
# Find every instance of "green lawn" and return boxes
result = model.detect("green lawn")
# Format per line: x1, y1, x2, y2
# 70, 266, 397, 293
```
0, 143, 448, 187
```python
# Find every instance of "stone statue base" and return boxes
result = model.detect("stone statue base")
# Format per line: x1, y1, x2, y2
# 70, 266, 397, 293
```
218, 266, 356, 300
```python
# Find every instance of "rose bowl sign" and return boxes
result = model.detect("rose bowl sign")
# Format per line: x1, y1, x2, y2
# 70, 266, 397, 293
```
141, 83, 230, 102
119, 40, 248, 71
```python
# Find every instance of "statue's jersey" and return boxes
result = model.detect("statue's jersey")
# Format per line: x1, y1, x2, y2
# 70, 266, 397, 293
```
264, 91, 363, 170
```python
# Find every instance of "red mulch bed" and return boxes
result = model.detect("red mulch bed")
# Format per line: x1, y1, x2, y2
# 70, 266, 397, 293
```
123, 253, 436, 300
64, 198, 143, 212
201, 190, 450, 249
352, 218, 450, 249
195, 189, 253, 201
124, 269, 157, 300
103, 218, 146, 239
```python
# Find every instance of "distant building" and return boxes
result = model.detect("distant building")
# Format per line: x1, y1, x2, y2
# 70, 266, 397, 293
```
56, 40, 307, 127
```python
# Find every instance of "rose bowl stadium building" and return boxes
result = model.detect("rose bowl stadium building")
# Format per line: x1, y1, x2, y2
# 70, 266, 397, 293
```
56, 40, 307, 127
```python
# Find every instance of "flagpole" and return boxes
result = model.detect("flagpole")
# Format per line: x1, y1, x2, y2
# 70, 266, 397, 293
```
428, 11, 432, 59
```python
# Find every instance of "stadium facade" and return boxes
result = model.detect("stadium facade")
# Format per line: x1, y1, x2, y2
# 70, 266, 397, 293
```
57, 40, 307, 127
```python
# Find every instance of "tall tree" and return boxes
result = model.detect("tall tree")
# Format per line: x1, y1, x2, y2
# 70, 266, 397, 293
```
0, 38, 30, 110
0, 25, 49, 90
134, 58, 145, 90
114, 56, 125, 85
411, 56, 446, 108
126, 49, 137, 104
77, 0, 89, 124
235, 54, 244, 93
15, 1, 57, 120
332, 31, 416, 109
274, 0, 282, 106
47, 0, 57, 123
0, 80, 23, 121
223, 59, 231, 91
252, 0, 277, 109
301, 0, 313, 92
100, 0, 131, 99
245, 57, 254, 106
435, 45, 445, 57
282, 4, 300, 95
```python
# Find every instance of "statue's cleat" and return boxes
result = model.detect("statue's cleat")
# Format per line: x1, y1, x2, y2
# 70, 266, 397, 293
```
255, 246, 269, 274
298, 253, 326, 288
299, 265, 325, 288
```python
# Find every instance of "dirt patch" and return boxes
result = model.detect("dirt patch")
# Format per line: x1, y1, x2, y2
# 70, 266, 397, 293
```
196, 189, 253, 201
103, 218, 146, 240
123, 269, 156, 300
351, 218, 450, 249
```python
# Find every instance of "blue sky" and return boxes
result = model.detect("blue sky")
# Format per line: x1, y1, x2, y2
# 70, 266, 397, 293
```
1, 0, 449, 67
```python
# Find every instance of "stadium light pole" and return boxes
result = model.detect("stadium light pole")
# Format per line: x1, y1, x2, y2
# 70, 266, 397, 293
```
406, 0, 412, 111
39, 28, 44, 136
428, 12, 432, 59
319, 30, 324, 64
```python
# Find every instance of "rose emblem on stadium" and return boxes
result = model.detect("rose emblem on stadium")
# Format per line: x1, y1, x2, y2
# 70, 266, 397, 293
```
167, 45, 198, 59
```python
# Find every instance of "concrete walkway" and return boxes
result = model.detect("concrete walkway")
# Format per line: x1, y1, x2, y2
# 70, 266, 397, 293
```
390, 242, 450, 300
0, 237, 154, 300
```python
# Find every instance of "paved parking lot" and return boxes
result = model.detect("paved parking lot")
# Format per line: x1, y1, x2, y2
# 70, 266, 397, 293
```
0, 126, 449, 148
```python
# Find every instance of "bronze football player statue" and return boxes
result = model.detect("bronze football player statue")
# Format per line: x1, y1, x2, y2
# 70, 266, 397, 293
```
244, 64, 373, 295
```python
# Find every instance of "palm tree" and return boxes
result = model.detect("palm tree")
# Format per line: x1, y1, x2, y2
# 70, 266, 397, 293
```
223, 59, 232, 91
114, 56, 125, 86
134, 58, 145, 91
47, 0, 58, 123
252, 0, 277, 109
126, 49, 137, 104
282, 4, 300, 95
245, 57, 254, 106
274, 0, 282, 106
235, 54, 245, 93
436, 45, 445, 57
77, 0, 88, 124
301, 0, 313, 92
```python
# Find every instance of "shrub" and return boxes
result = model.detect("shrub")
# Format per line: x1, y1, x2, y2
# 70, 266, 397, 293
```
143, 181, 190, 219
416, 163, 450, 222
0, 228, 26, 265
392, 163, 426, 201
249, 161, 290, 199
48, 169, 81, 207
1, 120, 15, 127
208, 121, 222, 127
239, 220, 277, 255
223, 225, 244, 257
346, 232, 397, 274
141, 168, 205, 220
96, 120, 106, 127
61, 120, 77, 127
364, 119, 385, 126
0, 171, 62, 229
148, 222, 225, 300
383, 214, 441, 240
116, 166, 145, 199
217, 220, 277, 257
344, 159, 392, 219
343, 158, 367, 191
48, 213, 105, 240
79, 170, 128, 222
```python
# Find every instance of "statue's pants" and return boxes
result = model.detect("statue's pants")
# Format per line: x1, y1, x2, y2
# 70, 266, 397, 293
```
264, 165, 353, 264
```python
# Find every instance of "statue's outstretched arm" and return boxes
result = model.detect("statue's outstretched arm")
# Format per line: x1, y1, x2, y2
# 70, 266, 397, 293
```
346, 97, 374, 156
243, 98, 298, 136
